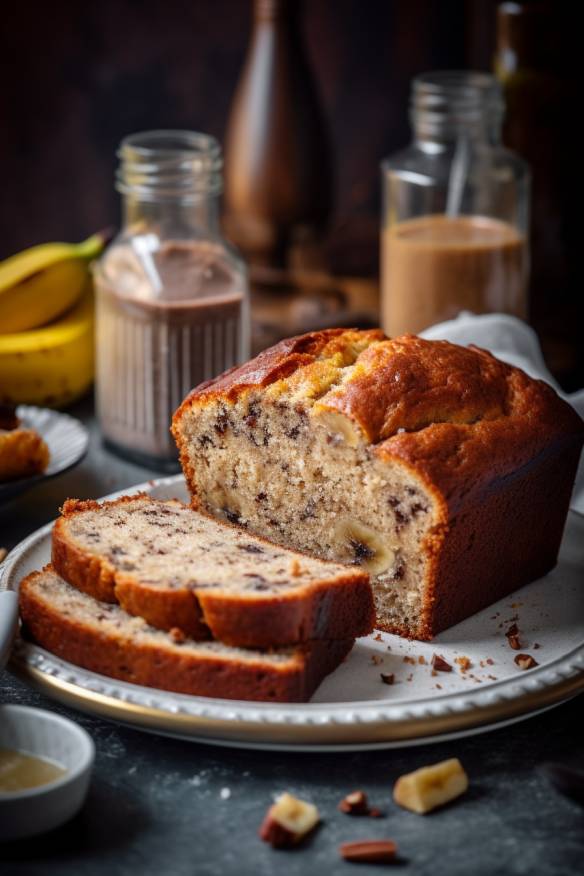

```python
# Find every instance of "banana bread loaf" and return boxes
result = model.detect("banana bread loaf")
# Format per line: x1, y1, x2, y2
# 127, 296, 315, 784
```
19, 566, 353, 702
172, 329, 584, 640
52, 494, 373, 647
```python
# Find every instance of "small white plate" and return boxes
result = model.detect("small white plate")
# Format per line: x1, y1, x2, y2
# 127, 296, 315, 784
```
0, 704, 95, 841
1, 475, 583, 751
0, 405, 89, 503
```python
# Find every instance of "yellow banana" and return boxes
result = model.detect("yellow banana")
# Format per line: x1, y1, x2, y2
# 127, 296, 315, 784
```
0, 231, 108, 333
0, 285, 94, 408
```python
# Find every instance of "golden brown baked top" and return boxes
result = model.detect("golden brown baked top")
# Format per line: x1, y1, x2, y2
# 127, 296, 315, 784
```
174, 329, 584, 511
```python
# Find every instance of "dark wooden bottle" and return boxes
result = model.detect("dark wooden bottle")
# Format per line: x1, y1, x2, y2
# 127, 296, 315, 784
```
223, 0, 333, 269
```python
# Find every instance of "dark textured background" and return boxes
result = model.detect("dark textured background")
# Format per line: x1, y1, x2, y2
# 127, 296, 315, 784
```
3, 0, 580, 384
0, 0, 494, 268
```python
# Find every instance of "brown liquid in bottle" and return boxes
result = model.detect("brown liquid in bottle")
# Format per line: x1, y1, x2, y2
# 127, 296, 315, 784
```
381, 215, 527, 337
96, 240, 247, 467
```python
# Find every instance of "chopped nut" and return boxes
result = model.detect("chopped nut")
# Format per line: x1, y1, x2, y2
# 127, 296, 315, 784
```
374, 633, 383, 642
505, 623, 522, 650
289, 559, 302, 577
393, 758, 469, 814
370, 654, 384, 666
418, 655, 427, 665
454, 656, 472, 672
339, 840, 398, 863
338, 790, 370, 815
431, 654, 452, 672
169, 627, 186, 643
380, 672, 395, 685
403, 655, 416, 665
514, 653, 538, 670
507, 635, 521, 650
259, 793, 319, 847
369, 807, 384, 818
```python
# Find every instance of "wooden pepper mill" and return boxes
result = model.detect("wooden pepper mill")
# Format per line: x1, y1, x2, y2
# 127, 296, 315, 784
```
223, 0, 333, 270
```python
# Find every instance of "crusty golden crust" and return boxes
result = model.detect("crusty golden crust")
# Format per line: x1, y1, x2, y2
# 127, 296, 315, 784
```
174, 331, 583, 516
52, 494, 374, 647
172, 329, 384, 411
172, 329, 584, 640
19, 567, 354, 702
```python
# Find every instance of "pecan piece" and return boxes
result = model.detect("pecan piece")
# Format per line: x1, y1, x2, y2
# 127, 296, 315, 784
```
338, 790, 370, 815
514, 653, 538, 670
339, 840, 397, 863
431, 653, 452, 672
505, 623, 522, 650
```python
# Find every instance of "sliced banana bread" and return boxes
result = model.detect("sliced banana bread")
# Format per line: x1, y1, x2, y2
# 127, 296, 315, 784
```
19, 566, 353, 703
51, 495, 373, 647
172, 329, 584, 640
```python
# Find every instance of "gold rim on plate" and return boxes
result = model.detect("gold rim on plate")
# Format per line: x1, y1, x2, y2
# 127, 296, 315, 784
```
10, 655, 584, 748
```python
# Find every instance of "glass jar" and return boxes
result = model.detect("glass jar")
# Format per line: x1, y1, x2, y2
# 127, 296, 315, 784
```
94, 130, 250, 470
381, 71, 530, 337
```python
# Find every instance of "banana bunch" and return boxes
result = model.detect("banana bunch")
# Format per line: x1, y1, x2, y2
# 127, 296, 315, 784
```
0, 232, 107, 407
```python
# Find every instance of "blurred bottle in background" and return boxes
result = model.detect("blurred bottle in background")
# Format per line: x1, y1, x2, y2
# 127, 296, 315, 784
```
381, 71, 529, 337
495, 1, 580, 388
223, 0, 332, 272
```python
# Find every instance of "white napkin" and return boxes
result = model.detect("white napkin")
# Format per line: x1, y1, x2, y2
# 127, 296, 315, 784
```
420, 312, 584, 514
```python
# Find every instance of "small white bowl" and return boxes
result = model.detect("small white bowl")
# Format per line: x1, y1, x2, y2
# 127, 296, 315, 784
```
0, 704, 95, 841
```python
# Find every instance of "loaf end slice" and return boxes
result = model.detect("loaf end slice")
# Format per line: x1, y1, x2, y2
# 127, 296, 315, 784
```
19, 567, 354, 703
51, 495, 374, 647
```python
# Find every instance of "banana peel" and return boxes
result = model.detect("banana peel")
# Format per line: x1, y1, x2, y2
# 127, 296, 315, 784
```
0, 284, 95, 408
0, 230, 108, 333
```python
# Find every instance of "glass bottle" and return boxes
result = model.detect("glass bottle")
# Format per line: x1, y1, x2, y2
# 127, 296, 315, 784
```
381, 71, 530, 337
94, 130, 250, 470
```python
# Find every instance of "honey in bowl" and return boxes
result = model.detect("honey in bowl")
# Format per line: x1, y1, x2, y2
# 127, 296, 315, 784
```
0, 747, 67, 793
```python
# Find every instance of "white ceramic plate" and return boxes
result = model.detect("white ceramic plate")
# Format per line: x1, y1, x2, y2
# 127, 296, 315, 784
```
1, 475, 583, 751
0, 405, 89, 503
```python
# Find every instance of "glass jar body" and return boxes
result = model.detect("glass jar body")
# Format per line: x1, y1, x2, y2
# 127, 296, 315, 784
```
95, 131, 250, 469
381, 74, 530, 337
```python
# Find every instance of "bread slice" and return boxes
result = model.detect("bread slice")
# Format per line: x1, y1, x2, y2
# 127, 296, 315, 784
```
19, 566, 354, 703
172, 329, 584, 640
51, 495, 373, 648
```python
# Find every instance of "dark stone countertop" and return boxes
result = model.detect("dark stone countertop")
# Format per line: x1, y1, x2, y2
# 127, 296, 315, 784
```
1, 398, 583, 876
